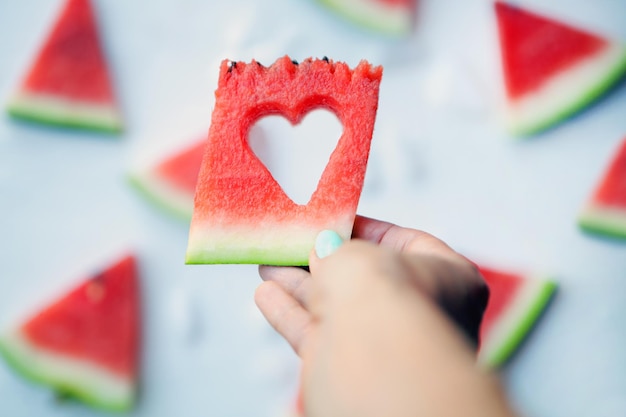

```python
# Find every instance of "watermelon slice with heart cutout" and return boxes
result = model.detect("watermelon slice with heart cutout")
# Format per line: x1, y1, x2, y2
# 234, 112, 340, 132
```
477, 264, 557, 367
129, 137, 206, 220
317, 0, 417, 37
6, 0, 123, 133
186, 56, 382, 266
494, 1, 626, 136
0, 255, 140, 411
578, 137, 626, 240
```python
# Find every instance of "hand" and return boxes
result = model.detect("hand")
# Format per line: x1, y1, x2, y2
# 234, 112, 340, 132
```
255, 216, 516, 417
256, 215, 487, 351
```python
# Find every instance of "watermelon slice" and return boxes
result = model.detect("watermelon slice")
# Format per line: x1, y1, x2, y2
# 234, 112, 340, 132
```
578, 137, 626, 239
6, 0, 122, 132
0, 255, 140, 411
494, 1, 626, 136
477, 264, 556, 367
186, 56, 382, 266
317, 0, 416, 36
129, 138, 206, 220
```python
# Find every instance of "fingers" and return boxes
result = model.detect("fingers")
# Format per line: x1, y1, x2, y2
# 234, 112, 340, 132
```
258, 265, 312, 307
254, 280, 312, 354
307, 239, 479, 367
400, 255, 489, 346
353, 215, 460, 259
256, 265, 315, 354
309, 232, 488, 348
255, 218, 488, 355
352, 216, 489, 344
351, 215, 396, 243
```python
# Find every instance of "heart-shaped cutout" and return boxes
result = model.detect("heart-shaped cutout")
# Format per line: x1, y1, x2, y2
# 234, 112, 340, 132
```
248, 109, 343, 205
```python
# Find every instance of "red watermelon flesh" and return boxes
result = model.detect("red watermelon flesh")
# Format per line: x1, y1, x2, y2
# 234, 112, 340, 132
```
6, 0, 122, 132
129, 138, 206, 220
0, 255, 140, 411
186, 56, 382, 266
477, 264, 556, 367
578, 137, 626, 239
318, 0, 416, 36
494, 1, 626, 136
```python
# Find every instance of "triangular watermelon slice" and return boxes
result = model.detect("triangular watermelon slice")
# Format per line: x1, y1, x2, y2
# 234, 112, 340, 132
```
578, 137, 626, 239
477, 264, 556, 367
317, 0, 416, 36
129, 138, 206, 220
186, 56, 382, 266
6, 0, 123, 132
0, 255, 140, 411
494, 1, 626, 136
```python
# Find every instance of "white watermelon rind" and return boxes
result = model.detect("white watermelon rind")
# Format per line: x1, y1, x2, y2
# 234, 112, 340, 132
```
578, 205, 626, 240
478, 276, 557, 367
318, 0, 413, 37
0, 330, 134, 412
505, 43, 626, 137
128, 170, 194, 221
7, 92, 123, 133
186, 217, 354, 266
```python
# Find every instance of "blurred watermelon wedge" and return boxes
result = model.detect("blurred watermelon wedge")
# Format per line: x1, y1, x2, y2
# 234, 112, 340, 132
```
494, 1, 626, 136
0, 255, 140, 411
6, 0, 122, 132
478, 264, 556, 367
578, 137, 626, 240
317, 0, 416, 36
129, 138, 206, 220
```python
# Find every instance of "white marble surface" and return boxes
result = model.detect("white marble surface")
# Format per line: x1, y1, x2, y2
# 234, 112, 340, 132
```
1, 0, 625, 416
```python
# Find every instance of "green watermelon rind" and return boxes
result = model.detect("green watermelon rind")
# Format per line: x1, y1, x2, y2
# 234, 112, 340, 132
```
186, 221, 354, 266
6, 93, 123, 133
0, 331, 133, 412
127, 171, 194, 221
186, 236, 318, 266
506, 45, 626, 137
479, 277, 556, 367
578, 205, 626, 240
318, 0, 413, 37
186, 245, 310, 266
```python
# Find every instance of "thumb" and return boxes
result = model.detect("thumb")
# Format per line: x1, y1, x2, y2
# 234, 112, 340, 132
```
312, 229, 344, 260
308, 230, 414, 317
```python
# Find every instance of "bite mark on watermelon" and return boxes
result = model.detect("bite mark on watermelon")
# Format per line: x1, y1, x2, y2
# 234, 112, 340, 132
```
6, 0, 122, 133
129, 138, 206, 220
578, 137, 626, 240
0, 255, 140, 411
477, 264, 557, 367
318, 0, 416, 37
186, 56, 382, 266
495, 1, 626, 136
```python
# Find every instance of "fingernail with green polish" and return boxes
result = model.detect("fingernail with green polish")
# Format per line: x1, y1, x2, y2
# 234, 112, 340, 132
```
315, 230, 343, 259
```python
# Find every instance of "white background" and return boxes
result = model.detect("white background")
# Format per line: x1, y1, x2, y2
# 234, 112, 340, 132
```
1, 0, 625, 416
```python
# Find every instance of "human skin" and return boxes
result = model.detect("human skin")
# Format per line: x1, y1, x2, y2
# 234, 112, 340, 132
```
255, 215, 518, 417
